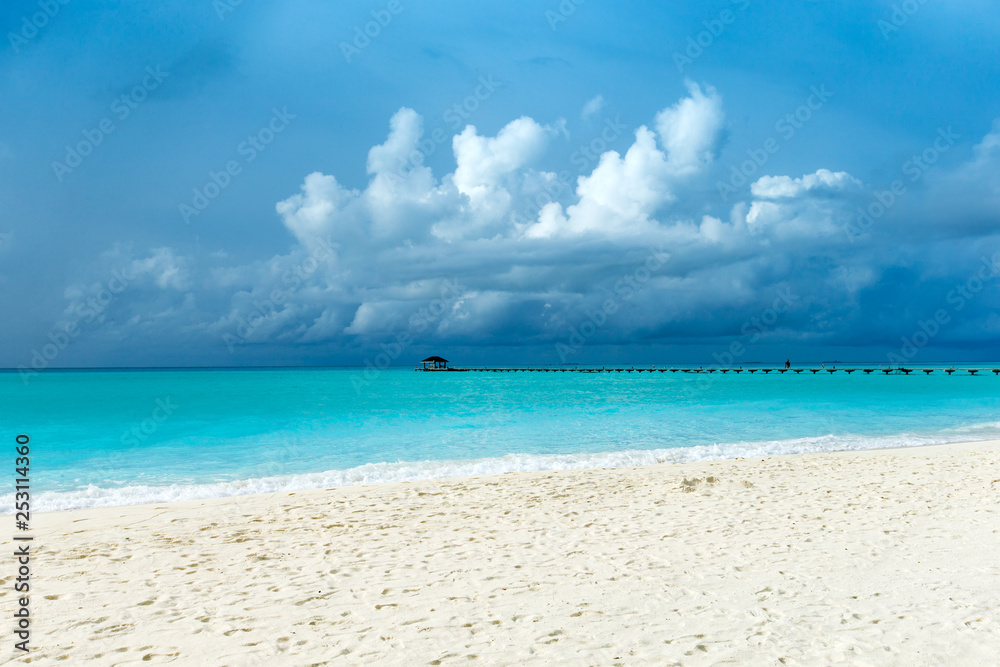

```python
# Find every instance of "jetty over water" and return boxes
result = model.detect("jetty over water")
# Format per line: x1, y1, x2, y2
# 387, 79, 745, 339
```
416, 366, 1000, 376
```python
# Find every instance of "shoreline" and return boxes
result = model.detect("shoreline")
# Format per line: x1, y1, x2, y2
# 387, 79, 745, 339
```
21, 435, 1000, 515
15, 438, 1000, 663
32, 437, 1000, 520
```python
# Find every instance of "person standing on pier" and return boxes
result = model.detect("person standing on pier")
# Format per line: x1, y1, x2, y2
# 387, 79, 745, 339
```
785, 359, 791, 370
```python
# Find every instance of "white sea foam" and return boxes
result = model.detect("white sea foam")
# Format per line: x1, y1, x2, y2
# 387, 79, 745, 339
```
942, 421, 1000, 433
7, 428, 1000, 513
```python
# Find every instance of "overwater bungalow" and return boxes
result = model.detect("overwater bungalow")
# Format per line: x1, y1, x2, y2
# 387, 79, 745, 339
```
419, 356, 451, 370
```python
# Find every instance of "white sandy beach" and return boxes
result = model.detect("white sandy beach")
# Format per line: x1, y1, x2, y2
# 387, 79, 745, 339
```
7, 440, 1000, 665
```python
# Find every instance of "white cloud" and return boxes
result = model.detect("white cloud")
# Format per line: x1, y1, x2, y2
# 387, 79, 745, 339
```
550, 126, 673, 237
276, 172, 359, 246
524, 201, 570, 239
751, 169, 862, 199
452, 116, 549, 203
655, 80, 725, 176
364, 108, 449, 240
743, 169, 863, 239
344, 301, 398, 335
366, 107, 424, 176
581, 94, 605, 120
525, 82, 725, 238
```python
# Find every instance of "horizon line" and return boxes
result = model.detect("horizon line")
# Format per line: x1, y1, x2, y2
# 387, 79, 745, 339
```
5, 361, 1000, 372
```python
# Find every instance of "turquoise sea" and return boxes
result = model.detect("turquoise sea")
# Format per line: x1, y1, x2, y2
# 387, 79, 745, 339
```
3, 366, 1000, 512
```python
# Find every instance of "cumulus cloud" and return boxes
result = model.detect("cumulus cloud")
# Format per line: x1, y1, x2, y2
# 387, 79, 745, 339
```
453, 117, 549, 197
751, 169, 862, 199
261, 86, 737, 347
366, 107, 424, 176
450, 116, 550, 229
741, 169, 865, 239
655, 81, 725, 176
525, 82, 726, 239
61, 92, 1000, 363
533, 126, 674, 238
276, 172, 359, 246
279, 84, 728, 250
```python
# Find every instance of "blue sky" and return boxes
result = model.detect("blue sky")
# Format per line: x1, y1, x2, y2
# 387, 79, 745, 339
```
2, 0, 999, 369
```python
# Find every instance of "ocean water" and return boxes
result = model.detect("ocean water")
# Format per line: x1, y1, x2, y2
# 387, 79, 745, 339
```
2, 366, 1000, 512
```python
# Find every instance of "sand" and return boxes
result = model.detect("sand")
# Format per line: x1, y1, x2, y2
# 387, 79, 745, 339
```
6, 440, 1000, 665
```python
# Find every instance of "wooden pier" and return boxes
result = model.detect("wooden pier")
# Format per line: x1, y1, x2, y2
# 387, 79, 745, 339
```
417, 366, 1000, 376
